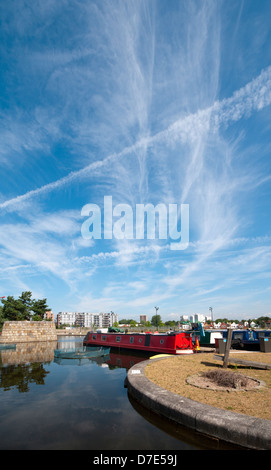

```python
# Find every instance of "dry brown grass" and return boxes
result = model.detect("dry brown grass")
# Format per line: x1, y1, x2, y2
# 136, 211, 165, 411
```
202, 369, 251, 389
145, 352, 271, 420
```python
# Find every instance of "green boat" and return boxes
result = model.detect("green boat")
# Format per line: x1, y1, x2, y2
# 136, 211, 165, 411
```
188, 323, 223, 346
198, 330, 223, 346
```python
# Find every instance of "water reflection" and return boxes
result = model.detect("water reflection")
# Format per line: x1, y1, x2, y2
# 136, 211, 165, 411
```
0, 336, 151, 370
0, 337, 239, 450
0, 362, 50, 393
105, 349, 151, 370
0, 340, 57, 366
0, 340, 56, 393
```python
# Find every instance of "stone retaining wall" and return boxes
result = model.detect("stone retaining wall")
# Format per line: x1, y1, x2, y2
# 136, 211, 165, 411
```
0, 321, 57, 343
56, 328, 89, 336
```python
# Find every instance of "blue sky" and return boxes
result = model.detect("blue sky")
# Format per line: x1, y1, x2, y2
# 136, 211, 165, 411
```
0, 0, 271, 321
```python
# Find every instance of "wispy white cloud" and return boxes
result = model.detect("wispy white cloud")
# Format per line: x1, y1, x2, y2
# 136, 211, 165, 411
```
0, 209, 86, 291
1, 64, 271, 212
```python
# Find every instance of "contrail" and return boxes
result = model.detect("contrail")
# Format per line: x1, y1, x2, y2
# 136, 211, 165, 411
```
1, 65, 271, 211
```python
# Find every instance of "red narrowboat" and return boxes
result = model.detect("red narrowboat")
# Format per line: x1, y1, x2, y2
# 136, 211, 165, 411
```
83, 331, 195, 355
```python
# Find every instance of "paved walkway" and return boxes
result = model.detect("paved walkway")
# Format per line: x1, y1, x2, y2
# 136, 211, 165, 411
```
126, 357, 271, 450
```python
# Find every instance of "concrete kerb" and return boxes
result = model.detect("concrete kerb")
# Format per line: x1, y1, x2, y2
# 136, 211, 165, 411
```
126, 357, 271, 450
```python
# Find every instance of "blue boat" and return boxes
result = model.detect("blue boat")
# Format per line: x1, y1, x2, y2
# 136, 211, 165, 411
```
222, 330, 271, 350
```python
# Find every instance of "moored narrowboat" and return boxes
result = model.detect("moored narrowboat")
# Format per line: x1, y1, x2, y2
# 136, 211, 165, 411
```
188, 323, 223, 346
83, 331, 195, 355
222, 329, 271, 350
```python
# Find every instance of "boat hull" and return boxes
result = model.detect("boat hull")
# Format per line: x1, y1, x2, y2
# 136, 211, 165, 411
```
83, 331, 194, 355
54, 346, 111, 359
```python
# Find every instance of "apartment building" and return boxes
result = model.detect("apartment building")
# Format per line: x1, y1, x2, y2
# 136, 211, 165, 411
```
140, 315, 148, 323
57, 311, 77, 327
180, 314, 211, 324
57, 311, 118, 328
92, 312, 118, 328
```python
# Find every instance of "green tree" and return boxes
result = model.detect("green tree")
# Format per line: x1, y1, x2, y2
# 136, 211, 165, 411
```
254, 316, 271, 328
31, 298, 49, 321
1, 296, 26, 321
165, 320, 177, 327
119, 319, 135, 324
1, 292, 49, 322
151, 314, 162, 327
18, 291, 33, 320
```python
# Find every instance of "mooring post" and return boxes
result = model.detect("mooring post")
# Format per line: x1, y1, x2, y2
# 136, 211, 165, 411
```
223, 327, 233, 368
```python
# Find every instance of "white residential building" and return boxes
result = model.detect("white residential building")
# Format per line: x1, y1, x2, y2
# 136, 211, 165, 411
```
57, 311, 118, 328
180, 313, 211, 324
93, 312, 118, 328
194, 313, 211, 323
57, 311, 77, 327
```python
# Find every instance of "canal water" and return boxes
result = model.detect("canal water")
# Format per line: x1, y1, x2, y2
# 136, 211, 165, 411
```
0, 336, 237, 451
